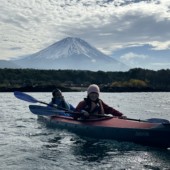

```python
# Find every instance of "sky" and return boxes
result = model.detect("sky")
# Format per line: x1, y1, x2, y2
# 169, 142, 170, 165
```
0, 0, 170, 70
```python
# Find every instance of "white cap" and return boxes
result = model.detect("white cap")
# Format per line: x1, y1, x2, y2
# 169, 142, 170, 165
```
87, 84, 100, 95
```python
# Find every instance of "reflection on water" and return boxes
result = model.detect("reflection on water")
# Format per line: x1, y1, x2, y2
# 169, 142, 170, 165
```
72, 138, 111, 162
70, 137, 148, 162
41, 131, 170, 170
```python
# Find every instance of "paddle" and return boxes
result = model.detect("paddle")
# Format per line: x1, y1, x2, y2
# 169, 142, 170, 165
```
14, 91, 71, 111
29, 105, 170, 126
28, 104, 113, 119
29, 105, 77, 117
14, 91, 170, 123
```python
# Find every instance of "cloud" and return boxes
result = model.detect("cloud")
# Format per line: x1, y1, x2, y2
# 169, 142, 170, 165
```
0, 0, 170, 70
119, 50, 170, 70
120, 52, 148, 61
149, 41, 170, 50
119, 52, 148, 67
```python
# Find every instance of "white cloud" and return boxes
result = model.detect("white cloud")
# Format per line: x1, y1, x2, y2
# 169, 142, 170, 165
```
0, 0, 170, 70
120, 52, 148, 61
119, 52, 149, 68
149, 41, 170, 50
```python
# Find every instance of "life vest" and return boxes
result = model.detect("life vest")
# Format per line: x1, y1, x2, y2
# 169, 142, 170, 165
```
51, 98, 70, 110
83, 98, 105, 115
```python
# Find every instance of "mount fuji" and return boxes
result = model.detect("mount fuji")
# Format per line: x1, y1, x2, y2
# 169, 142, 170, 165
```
13, 37, 128, 71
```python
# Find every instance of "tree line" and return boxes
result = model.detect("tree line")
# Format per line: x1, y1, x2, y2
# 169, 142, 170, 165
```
0, 68, 170, 92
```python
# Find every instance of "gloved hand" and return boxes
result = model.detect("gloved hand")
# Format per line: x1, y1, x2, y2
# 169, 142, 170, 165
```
119, 115, 127, 119
52, 104, 58, 108
81, 110, 90, 118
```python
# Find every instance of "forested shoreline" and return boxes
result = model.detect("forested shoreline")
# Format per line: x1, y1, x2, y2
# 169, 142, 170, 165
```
0, 68, 170, 92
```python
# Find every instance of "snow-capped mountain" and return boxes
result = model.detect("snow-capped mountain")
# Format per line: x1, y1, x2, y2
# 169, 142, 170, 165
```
13, 37, 128, 71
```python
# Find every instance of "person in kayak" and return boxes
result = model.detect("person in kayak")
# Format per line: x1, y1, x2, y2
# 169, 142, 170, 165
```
75, 84, 126, 119
49, 88, 75, 111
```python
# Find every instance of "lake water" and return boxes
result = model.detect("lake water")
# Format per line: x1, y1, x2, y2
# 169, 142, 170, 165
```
0, 92, 170, 170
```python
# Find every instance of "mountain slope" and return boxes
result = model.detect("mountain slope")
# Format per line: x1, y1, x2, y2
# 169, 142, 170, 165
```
0, 60, 20, 69
13, 37, 128, 71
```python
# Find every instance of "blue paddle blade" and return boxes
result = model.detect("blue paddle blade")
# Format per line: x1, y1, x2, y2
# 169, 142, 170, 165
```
146, 118, 170, 124
14, 91, 38, 103
29, 105, 71, 117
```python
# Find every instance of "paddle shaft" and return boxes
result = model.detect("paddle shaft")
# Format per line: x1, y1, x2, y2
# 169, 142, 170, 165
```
39, 101, 71, 112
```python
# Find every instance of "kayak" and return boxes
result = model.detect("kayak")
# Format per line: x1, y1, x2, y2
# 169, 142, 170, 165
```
29, 105, 170, 149
13, 91, 170, 148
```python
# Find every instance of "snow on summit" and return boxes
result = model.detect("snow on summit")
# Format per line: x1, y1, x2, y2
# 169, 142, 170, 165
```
44, 37, 95, 59
13, 37, 128, 71
36, 37, 113, 61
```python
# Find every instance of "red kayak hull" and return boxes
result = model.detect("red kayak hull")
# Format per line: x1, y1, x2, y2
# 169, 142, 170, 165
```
38, 115, 170, 148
